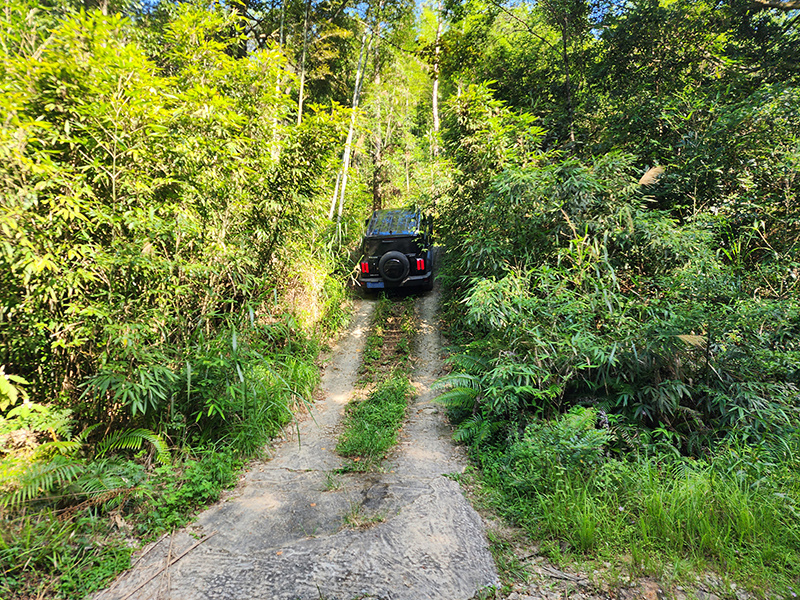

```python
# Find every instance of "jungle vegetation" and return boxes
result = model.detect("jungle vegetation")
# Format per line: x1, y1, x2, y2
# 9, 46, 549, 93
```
433, 0, 800, 594
0, 0, 798, 596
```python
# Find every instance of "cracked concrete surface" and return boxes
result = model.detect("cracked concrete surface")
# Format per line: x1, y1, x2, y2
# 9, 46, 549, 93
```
95, 288, 499, 600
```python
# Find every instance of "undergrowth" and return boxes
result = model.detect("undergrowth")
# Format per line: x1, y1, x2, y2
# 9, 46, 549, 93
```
0, 513, 132, 600
434, 105, 800, 597
466, 408, 800, 597
0, 292, 350, 599
0, 448, 241, 599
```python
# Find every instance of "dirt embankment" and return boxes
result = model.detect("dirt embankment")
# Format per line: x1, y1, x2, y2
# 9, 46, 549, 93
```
95, 290, 499, 600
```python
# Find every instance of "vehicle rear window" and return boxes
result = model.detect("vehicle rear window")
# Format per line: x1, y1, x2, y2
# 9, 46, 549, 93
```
366, 210, 421, 237
363, 237, 418, 256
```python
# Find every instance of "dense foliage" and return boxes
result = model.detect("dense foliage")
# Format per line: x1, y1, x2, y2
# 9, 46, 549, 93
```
433, 0, 800, 593
1, 1, 348, 424
0, 0, 362, 596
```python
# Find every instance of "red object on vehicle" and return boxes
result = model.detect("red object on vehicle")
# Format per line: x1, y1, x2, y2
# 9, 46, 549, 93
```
361, 261, 369, 274
416, 258, 425, 271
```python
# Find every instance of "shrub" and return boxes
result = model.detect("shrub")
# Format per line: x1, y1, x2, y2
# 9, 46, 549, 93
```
500, 407, 611, 496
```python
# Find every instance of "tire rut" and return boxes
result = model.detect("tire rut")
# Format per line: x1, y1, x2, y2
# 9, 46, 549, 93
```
95, 290, 498, 600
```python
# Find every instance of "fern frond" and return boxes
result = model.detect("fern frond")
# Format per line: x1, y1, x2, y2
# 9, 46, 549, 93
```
453, 413, 504, 446
453, 416, 482, 444
432, 373, 482, 391
76, 458, 131, 497
33, 439, 83, 460
78, 472, 128, 496
434, 387, 480, 410
96, 428, 170, 464
74, 423, 102, 445
4, 456, 84, 507
445, 353, 490, 373
32, 423, 101, 459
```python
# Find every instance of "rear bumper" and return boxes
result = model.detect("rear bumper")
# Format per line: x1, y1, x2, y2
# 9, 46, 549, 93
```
358, 273, 432, 289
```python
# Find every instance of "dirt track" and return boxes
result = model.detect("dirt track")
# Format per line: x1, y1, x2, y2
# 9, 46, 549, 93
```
94, 289, 499, 600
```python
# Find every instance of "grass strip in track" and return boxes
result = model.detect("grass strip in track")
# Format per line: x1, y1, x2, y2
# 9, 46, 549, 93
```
337, 294, 417, 470
359, 295, 415, 383
336, 374, 412, 467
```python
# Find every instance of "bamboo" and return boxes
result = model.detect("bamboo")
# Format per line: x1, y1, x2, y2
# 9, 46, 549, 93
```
432, 0, 442, 137
337, 28, 370, 221
328, 171, 341, 219
297, 0, 312, 125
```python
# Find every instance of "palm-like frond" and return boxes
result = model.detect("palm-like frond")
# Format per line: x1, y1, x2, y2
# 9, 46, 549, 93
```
32, 424, 101, 459
96, 428, 170, 464
4, 455, 84, 507
444, 353, 490, 373
434, 387, 480, 411
33, 439, 83, 460
432, 372, 483, 391
76, 458, 134, 497
5, 427, 166, 508
453, 414, 504, 446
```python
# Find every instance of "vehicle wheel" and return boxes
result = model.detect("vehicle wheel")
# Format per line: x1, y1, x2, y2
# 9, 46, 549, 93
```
378, 251, 409, 283
422, 274, 434, 292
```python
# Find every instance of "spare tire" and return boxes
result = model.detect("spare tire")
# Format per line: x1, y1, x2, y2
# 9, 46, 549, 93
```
379, 251, 410, 282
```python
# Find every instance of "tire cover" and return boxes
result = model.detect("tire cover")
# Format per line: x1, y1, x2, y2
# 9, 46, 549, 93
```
378, 251, 410, 282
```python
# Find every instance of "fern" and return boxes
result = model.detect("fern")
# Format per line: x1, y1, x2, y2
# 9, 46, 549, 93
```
4, 455, 84, 507
453, 414, 504, 447
432, 372, 482, 391
434, 387, 480, 411
444, 353, 490, 373
4, 427, 169, 508
4, 457, 146, 508
75, 458, 136, 498
96, 428, 170, 464
33, 423, 101, 460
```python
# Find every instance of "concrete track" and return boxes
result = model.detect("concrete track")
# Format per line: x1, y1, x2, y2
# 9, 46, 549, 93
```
95, 289, 498, 600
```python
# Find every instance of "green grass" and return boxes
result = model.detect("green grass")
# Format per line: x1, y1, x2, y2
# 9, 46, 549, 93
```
0, 447, 243, 599
0, 510, 133, 599
336, 374, 412, 467
359, 295, 416, 382
470, 415, 800, 598
339, 293, 417, 469
359, 295, 392, 381
0, 330, 318, 599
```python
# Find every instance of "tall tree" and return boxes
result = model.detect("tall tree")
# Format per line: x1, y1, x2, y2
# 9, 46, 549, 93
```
331, 26, 370, 219
537, 0, 589, 143
432, 0, 443, 139
296, 0, 312, 123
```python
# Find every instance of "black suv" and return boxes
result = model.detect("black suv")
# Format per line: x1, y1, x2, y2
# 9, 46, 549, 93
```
357, 208, 434, 292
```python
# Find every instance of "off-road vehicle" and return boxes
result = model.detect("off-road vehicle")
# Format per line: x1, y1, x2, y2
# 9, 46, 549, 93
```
357, 208, 434, 292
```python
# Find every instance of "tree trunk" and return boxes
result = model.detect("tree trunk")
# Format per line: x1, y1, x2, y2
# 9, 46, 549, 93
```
371, 152, 385, 212
279, 0, 286, 47
337, 29, 371, 221
297, 0, 312, 125
561, 21, 575, 143
270, 0, 287, 162
328, 171, 341, 219
432, 0, 442, 142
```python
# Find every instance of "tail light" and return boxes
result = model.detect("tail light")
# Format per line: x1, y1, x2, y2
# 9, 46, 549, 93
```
416, 258, 425, 271
360, 261, 369, 274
